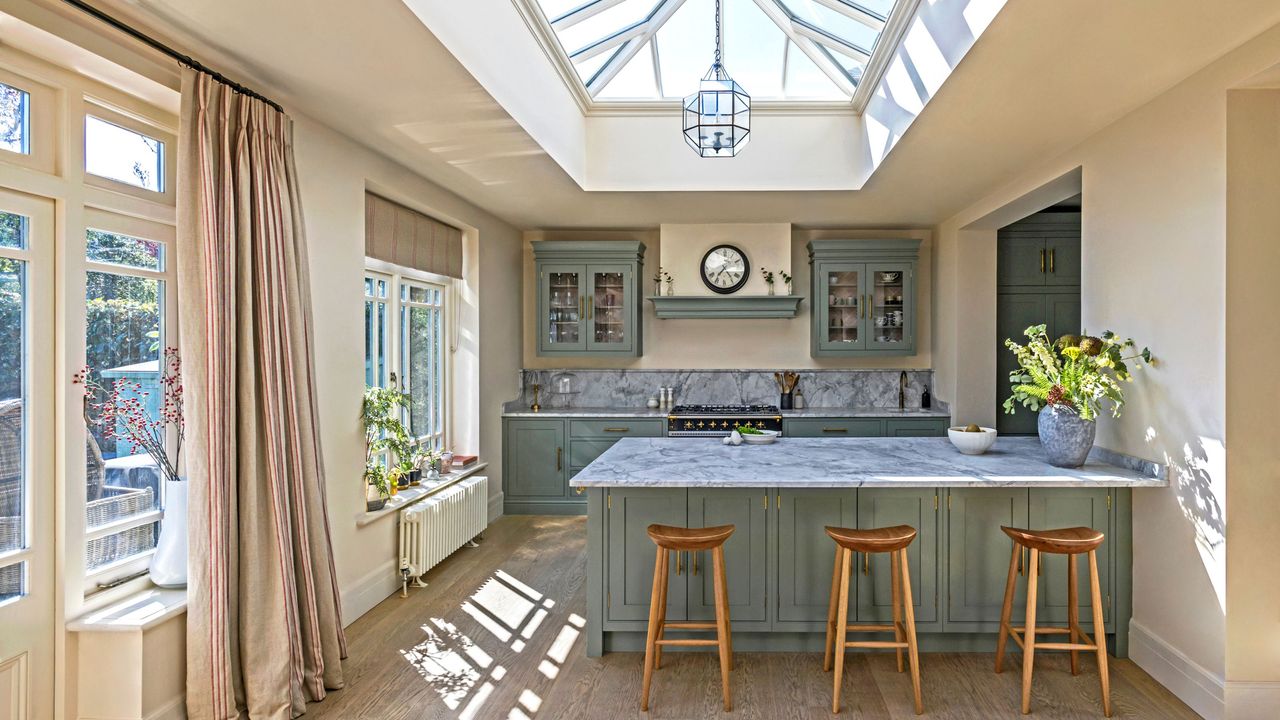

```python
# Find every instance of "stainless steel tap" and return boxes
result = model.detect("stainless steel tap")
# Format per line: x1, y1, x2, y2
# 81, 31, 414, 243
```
899, 371, 907, 410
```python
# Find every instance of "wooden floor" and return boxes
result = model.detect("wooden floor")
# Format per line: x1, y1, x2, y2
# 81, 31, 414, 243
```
304, 515, 1200, 720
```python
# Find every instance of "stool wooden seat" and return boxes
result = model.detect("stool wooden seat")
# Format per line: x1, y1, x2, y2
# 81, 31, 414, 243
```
641, 523, 735, 712
996, 526, 1111, 717
823, 525, 922, 715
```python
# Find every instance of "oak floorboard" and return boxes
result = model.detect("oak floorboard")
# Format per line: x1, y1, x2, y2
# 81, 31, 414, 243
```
302, 516, 1201, 720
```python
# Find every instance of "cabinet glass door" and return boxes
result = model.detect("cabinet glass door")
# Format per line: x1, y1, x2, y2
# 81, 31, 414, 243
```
541, 264, 585, 352
587, 265, 632, 353
820, 264, 864, 350
867, 263, 912, 350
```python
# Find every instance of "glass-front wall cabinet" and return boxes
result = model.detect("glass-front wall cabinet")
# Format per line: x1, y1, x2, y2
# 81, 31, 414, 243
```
809, 240, 920, 357
535, 241, 644, 357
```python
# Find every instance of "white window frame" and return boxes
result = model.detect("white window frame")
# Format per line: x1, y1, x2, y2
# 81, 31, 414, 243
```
363, 258, 454, 455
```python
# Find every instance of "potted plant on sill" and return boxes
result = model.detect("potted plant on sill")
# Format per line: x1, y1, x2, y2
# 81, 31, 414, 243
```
74, 347, 188, 588
1003, 324, 1154, 467
362, 384, 412, 511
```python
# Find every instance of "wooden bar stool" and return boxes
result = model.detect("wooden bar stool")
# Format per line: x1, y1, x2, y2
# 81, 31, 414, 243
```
641, 523, 736, 712
823, 525, 923, 715
995, 526, 1111, 717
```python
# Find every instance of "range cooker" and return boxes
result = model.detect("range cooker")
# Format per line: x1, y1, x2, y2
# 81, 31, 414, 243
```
666, 404, 783, 437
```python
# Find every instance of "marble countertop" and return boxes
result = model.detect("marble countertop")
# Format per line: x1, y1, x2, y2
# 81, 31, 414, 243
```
501, 406, 950, 418
569, 437, 1167, 488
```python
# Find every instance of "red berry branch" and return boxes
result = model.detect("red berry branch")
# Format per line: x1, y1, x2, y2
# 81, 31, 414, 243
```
74, 347, 185, 483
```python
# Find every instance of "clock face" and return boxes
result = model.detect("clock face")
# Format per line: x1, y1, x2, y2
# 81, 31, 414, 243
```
700, 244, 749, 294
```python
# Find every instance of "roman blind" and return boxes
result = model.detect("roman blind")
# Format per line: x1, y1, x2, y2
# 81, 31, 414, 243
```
365, 192, 463, 278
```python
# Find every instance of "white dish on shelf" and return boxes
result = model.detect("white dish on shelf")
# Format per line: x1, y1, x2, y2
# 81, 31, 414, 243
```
947, 426, 997, 455
739, 429, 780, 445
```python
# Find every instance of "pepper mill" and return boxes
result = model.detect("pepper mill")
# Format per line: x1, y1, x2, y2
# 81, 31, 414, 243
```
531, 383, 541, 412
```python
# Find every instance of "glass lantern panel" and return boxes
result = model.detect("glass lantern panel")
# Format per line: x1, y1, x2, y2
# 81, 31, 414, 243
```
591, 270, 626, 346
869, 266, 907, 347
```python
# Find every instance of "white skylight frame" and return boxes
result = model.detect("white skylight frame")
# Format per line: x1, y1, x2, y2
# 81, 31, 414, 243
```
513, 0, 922, 113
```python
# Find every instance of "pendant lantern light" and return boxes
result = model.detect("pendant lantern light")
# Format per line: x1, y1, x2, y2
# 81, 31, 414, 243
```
682, 0, 750, 157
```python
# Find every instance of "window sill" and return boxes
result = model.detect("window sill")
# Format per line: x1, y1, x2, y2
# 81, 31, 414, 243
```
356, 462, 488, 528
67, 585, 187, 634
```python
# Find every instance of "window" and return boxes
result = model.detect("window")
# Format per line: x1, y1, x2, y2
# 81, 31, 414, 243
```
85, 115, 165, 192
0, 210, 28, 602
0, 82, 30, 155
364, 265, 452, 451
82, 227, 171, 585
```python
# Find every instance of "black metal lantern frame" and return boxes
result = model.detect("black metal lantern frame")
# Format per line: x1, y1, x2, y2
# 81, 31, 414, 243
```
683, 65, 751, 158
682, 0, 750, 158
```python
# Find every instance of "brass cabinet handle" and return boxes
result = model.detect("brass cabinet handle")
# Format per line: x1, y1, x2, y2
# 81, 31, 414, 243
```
823, 427, 848, 433
1048, 248, 1055, 273
1039, 249, 1046, 273
574, 487, 584, 495
864, 294, 870, 319
578, 296, 583, 318
603, 427, 630, 433
588, 296, 593, 319
556, 447, 562, 471
863, 553, 870, 576
676, 551, 683, 576
692, 551, 699, 576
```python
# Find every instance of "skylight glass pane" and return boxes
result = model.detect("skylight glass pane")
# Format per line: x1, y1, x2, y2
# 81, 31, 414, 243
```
853, 0, 895, 17
556, 0, 656, 57
598, 40, 658, 98
656, 0, 713, 98
784, 41, 844, 99
574, 48, 615, 86
722, 0, 784, 98
536, 0, 585, 21
820, 41, 866, 83
780, 0, 880, 53
0, 82, 31, 155
85, 116, 164, 192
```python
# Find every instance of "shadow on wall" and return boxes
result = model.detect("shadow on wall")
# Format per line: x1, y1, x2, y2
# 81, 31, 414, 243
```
861, 0, 1008, 174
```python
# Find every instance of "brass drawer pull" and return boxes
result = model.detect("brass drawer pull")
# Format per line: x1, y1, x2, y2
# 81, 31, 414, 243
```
676, 551, 683, 576
1039, 249, 1046, 273
823, 427, 848, 433
603, 427, 630, 432
863, 553, 870, 576
556, 447, 562, 471
692, 551, 699, 576
1048, 248, 1055, 273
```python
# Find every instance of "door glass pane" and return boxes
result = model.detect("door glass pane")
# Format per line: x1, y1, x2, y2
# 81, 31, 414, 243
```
84, 116, 164, 192
870, 268, 905, 346
592, 271, 626, 345
0, 82, 30, 155
825, 269, 860, 344
547, 271, 580, 345
84, 268, 162, 563
0, 241, 27, 601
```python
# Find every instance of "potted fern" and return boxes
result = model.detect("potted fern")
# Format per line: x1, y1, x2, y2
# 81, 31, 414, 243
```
1003, 324, 1153, 467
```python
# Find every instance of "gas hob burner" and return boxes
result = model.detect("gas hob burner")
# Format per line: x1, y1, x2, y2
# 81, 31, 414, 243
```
670, 404, 780, 415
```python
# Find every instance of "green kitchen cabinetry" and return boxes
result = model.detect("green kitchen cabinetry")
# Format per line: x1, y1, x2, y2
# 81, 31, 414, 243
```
1029, 487, 1113, 629
504, 416, 662, 514
688, 488, 770, 629
775, 488, 858, 628
856, 488, 940, 628
605, 488, 689, 624
784, 416, 949, 438
808, 239, 921, 357
534, 241, 644, 357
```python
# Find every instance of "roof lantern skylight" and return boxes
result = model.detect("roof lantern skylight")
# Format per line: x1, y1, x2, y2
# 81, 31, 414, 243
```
530, 0, 913, 103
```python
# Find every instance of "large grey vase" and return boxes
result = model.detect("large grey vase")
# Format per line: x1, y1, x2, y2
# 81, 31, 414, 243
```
1038, 405, 1096, 468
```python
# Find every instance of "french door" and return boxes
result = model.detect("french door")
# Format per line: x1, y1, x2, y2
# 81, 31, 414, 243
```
0, 189, 54, 720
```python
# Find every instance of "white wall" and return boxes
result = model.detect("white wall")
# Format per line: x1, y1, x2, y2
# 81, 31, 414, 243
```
293, 117, 523, 624
934, 21, 1280, 720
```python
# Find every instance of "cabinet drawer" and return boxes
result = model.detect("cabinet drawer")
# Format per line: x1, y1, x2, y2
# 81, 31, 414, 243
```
884, 418, 950, 437
569, 438, 623, 467
569, 419, 664, 438
784, 418, 883, 437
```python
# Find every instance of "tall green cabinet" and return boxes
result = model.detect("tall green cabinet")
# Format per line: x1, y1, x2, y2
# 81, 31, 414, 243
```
808, 239, 921, 357
534, 240, 644, 357
996, 213, 1081, 435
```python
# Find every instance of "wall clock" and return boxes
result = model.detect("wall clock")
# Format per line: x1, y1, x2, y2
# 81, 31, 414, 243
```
700, 244, 749, 294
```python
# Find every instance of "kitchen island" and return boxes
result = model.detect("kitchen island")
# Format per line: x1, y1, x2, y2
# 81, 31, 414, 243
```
570, 436, 1166, 657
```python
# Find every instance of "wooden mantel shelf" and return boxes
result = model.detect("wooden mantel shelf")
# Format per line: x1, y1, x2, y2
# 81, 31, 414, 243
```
647, 295, 803, 319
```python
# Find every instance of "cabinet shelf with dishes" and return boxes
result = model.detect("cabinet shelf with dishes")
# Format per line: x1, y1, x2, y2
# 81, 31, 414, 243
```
808, 239, 920, 357
535, 240, 645, 357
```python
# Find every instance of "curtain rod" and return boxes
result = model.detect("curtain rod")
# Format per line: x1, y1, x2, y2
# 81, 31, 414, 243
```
60, 0, 285, 113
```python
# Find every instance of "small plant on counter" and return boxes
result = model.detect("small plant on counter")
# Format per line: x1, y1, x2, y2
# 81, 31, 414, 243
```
1003, 324, 1153, 421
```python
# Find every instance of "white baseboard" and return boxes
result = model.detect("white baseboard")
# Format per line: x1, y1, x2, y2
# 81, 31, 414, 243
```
1225, 682, 1280, 719
339, 558, 399, 628
488, 490, 504, 523
1130, 619, 1223, 720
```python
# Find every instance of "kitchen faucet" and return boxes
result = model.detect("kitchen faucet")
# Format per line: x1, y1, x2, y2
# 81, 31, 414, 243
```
899, 371, 907, 410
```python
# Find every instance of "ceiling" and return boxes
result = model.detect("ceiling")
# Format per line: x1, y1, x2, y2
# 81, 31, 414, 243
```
83, 0, 1280, 229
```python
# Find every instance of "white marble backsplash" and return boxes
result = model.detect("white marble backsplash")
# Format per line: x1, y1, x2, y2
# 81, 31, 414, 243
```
507, 368, 943, 411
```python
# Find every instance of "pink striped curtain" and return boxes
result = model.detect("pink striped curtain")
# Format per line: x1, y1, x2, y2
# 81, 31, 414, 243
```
177, 69, 346, 720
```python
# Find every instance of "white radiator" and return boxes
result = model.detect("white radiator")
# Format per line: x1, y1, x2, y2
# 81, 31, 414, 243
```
397, 475, 488, 594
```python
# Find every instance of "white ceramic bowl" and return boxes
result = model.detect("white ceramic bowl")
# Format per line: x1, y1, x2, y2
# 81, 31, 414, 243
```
740, 429, 780, 445
947, 426, 997, 455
